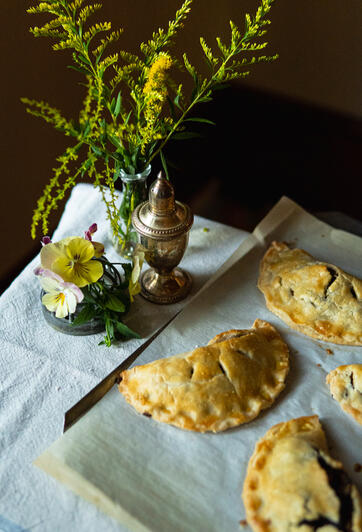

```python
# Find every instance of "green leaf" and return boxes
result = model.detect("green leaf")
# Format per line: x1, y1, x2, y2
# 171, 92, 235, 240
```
115, 320, 140, 340
71, 305, 97, 326
67, 64, 91, 76
114, 91, 122, 117
105, 294, 126, 312
147, 140, 159, 156
80, 157, 93, 177
105, 316, 114, 343
160, 150, 169, 180
131, 146, 140, 166
77, 52, 92, 66
108, 134, 121, 150
211, 82, 231, 91
83, 121, 91, 137
82, 288, 97, 304
184, 117, 215, 125
197, 96, 213, 104
174, 92, 183, 110
124, 110, 132, 126
167, 96, 176, 120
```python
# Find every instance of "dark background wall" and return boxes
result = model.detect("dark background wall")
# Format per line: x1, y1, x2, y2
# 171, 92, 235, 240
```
1, 1, 362, 292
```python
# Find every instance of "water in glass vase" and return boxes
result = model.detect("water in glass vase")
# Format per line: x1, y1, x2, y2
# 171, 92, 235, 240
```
112, 165, 151, 259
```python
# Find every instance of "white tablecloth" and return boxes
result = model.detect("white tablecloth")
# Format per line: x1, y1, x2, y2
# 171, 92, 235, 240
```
0, 184, 248, 532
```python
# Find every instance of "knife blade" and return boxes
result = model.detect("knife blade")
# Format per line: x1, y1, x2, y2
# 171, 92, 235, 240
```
63, 318, 175, 432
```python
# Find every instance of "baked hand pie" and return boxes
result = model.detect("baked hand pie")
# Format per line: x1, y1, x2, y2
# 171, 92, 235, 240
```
326, 364, 362, 425
242, 415, 362, 531
118, 319, 289, 433
258, 241, 362, 345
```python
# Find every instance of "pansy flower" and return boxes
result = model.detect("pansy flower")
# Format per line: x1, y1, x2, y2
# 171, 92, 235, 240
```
84, 223, 104, 257
40, 236, 103, 288
34, 268, 84, 318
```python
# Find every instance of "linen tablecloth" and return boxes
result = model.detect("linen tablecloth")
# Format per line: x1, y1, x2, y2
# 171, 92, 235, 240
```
0, 183, 248, 531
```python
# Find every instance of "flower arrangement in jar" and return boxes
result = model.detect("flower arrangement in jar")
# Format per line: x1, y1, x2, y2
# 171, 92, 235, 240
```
34, 223, 143, 346
23, 0, 278, 255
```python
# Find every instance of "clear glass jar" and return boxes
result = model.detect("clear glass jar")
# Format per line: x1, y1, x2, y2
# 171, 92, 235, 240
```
112, 165, 151, 258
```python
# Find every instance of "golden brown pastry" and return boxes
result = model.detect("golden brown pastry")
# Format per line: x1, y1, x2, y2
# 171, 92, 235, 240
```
242, 415, 362, 531
118, 319, 289, 433
258, 241, 362, 345
327, 365, 362, 425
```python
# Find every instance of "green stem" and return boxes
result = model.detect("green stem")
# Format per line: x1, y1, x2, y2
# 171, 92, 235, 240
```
148, 50, 235, 166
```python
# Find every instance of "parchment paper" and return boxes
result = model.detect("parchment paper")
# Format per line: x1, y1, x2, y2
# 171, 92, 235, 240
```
35, 196, 362, 532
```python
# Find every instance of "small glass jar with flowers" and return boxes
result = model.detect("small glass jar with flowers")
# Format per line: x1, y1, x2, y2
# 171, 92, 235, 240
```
34, 223, 142, 346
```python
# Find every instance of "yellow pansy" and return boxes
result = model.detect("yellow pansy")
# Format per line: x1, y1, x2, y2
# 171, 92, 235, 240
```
40, 237, 103, 287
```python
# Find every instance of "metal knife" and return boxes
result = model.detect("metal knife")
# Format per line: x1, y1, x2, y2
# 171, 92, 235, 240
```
63, 318, 175, 432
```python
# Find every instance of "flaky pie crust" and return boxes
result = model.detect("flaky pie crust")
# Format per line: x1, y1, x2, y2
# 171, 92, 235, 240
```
327, 364, 362, 425
118, 319, 289, 433
242, 415, 362, 531
258, 241, 362, 345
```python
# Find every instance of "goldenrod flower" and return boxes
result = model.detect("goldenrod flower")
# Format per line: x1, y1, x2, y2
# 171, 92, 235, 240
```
140, 54, 173, 154
143, 53, 172, 96
40, 237, 103, 287
35, 268, 84, 318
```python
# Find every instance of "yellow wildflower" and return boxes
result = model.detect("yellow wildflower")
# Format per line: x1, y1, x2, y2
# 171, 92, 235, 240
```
40, 237, 103, 287
143, 53, 172, 96
140, 54, 173, 154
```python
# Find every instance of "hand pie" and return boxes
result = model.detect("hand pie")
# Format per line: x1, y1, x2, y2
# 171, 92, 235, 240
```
118, 319, 289, 433
258, 241, 362, 345
327, 364, 362, 425
242, 415, 362, 531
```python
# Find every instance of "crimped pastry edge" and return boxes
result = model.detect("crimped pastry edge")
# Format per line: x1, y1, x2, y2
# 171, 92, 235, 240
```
118, 319, 290, 433
258, 241, 362, 346
326, 364, 362, 425
242, 415, 362, 531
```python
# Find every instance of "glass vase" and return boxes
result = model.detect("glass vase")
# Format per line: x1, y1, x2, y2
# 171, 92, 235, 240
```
112, 165, 151, 259
41, 293, 105, 336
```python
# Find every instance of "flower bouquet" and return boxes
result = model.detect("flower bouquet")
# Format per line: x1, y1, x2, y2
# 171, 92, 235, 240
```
23, 0, 277, 254
34, 224, 142, 346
